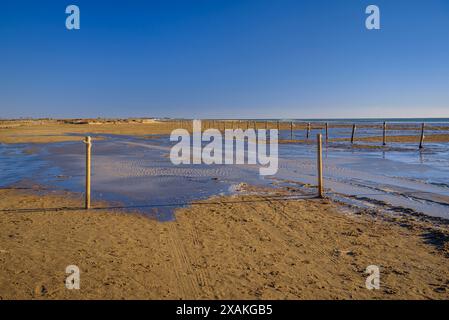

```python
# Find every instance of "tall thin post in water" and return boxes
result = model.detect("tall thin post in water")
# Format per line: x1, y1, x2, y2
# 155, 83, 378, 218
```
325, 122, 329, 142
290, 121, 293, 139
419, 123, 425, 149
317, 134, 324, 198
277, 121, 280, 138
382, 122, 387, 146
264, 121, 268, 138
351, 124, 357, 144
306, 122, 311, 139
84, 136, 92, 209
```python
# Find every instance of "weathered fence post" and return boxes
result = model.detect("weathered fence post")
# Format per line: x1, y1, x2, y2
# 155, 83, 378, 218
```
382, 122, 387, 146
351, 124, 357, 144
317, 134, 324, 198
84, 136, 92, 209
306, 122, 311, 139
419, 123, 425, 149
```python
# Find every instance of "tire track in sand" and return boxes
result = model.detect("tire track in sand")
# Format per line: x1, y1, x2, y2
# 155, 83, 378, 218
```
164, 222, 202, 299
184, 218, 212, 297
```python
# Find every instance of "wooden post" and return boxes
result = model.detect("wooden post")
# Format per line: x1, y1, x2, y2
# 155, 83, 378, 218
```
419, 123, 425, 149
254, 121, 257, 130
325, 122, 329, 142
382, 122, 387, 146
290, 121, 293, 139
306, 122, 311, 139
84, 136, 92, 209
265, 121, 268, 130
317, 134, 324, 198
351, 124, 356, 144
277, 120, 280, 131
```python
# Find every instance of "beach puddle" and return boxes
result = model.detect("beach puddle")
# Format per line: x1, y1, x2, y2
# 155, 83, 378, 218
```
1, 135, 270, 220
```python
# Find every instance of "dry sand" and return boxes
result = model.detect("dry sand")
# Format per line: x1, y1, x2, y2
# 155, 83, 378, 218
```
1, 187, 448, 300
0, 120, 175, 144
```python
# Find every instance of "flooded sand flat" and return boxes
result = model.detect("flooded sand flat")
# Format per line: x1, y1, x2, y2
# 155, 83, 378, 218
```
1, 129, 449, 220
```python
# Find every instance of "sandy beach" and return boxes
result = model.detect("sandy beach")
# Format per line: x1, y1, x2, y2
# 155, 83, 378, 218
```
3, 0, 449, 307
1, 120, 449, 300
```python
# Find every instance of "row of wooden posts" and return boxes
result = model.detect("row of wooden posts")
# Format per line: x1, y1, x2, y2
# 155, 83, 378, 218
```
82, 121, 428, 209
172, 120, 427, 148
350, 122, 426, 149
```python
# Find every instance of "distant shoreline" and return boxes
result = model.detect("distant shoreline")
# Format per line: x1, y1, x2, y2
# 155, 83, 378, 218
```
2, 117, 449, 123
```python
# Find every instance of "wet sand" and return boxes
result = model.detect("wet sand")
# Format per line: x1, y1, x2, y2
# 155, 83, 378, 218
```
2, 124, 449, 219
332, 134, 449, 144
1, 187, 448, 300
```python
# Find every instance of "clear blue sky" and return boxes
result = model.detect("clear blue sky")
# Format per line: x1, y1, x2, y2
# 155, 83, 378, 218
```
1, 0, 449, 119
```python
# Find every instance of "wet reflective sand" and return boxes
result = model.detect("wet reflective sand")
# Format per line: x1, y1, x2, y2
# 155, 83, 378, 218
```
1, 127, 449, 220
